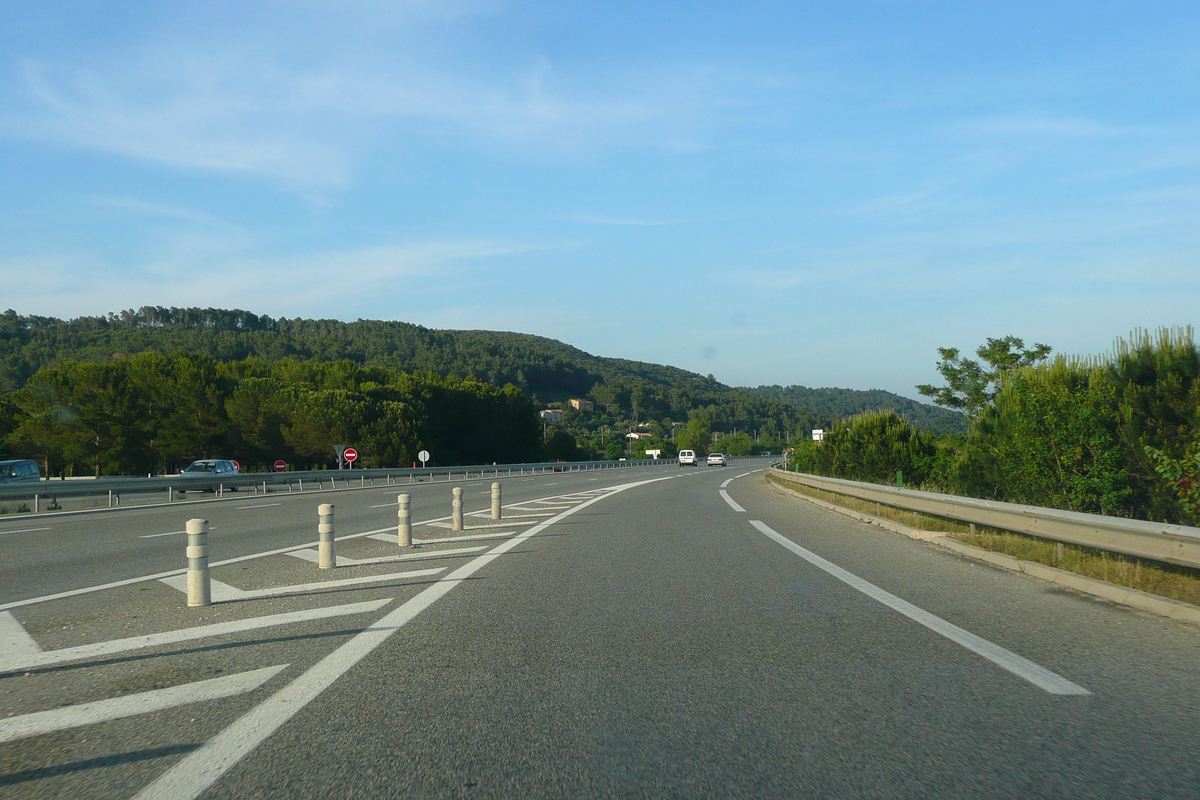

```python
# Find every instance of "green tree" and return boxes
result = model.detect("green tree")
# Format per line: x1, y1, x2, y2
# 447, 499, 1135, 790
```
917, 336, 1052, 419
676, 418, 712, 454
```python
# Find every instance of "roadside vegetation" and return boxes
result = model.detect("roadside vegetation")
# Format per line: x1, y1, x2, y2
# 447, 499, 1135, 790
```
790, 327, 1200, 527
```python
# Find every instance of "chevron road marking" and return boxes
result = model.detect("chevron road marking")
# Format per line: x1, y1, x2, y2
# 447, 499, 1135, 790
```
0, 664, 289, 744
0, 598, 392, 673
368, 531, 516, 544
0, 610, 41, 658
159, 567, 446, 601
286, 546, 487, 566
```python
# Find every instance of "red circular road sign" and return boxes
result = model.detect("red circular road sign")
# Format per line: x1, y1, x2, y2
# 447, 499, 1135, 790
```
343, 448, 358, 463
274, 460, 287, 473
230, 460, 240, 472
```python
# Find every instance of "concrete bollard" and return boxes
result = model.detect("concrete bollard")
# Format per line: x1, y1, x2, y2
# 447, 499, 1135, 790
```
397, 493, 412, 547
491, 482, 502, 520
318, 503, 337, 569
186, 518, 212, 607
452, 486, 464, 531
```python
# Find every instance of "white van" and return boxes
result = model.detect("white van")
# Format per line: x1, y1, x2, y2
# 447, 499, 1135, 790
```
678, 450, 697, 466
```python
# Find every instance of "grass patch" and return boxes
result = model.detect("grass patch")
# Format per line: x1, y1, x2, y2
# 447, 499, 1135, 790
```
768, 474, 1200, 607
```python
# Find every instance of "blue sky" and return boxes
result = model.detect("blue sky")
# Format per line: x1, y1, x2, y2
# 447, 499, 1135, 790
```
1, 1, 1197, 399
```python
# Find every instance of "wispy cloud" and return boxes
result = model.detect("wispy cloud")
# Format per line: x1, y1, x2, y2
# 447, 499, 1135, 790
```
90, 196, 243, 230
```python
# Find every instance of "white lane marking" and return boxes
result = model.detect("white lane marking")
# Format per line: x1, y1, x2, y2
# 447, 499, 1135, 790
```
748, 520, 1090, 696
720, 478, 735, 489
0, 599, 391, 673
736, 471, 751, 479
369, 531, 514, 544
544, 482, 558, 486
286, 546, 487, 566
719, 490, 746, 512
0, 611, 41, 657
751, 468, 765, 473
0, 526, 53, 536
160, 568, 445, 601
0, 664, 288, 744
370, 502, 397, 508
132, 473, 672, 800
235, 503, 283, 510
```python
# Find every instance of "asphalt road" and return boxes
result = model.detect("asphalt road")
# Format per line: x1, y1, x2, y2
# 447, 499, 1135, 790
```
4, 458, 1200, 798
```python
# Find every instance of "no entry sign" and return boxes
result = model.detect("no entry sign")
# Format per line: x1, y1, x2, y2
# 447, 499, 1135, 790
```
343, 448, 358, 463
274, 460, 287, 472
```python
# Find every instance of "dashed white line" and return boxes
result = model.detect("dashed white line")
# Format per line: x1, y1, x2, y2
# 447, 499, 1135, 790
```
0, 664, 288, 744
235, 503, 283, 510
0, 526, 52, 536
719, 490, 746, 512
748, 520, 1090, 696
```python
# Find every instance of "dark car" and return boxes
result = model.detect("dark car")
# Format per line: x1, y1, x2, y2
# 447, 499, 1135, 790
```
0, 459, 40, 484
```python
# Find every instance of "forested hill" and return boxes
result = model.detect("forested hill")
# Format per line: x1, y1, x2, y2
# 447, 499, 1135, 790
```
0, 307, 722, 401
740, 385, 967, 433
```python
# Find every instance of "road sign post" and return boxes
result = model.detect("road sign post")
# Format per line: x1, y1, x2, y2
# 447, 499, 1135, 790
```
418, 449, 430, 468
343, 448, 358, 469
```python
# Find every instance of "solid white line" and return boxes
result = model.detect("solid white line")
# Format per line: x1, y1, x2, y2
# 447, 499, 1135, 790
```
719, 490, 746, 512
235, 503, 283, 510
0, 599, 391, 673
747, 520, 1090, 696
0, 526, 52, 536
286, 546, 487, 565
736, 471, 751, 479
720, 478, 735, 489
132, 473, 673, 800
0, 611, 41, 657
160, 568, 445, 600
0, 664, 288, 744
139, 530, 188, 539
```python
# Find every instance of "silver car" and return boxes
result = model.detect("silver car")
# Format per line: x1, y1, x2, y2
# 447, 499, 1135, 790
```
178, 459, 239, 493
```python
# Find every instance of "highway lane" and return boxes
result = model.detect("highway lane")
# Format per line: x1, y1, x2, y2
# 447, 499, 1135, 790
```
194, 466, 1200, 798
6, 460, 1200, 798
0, 463, 686, 607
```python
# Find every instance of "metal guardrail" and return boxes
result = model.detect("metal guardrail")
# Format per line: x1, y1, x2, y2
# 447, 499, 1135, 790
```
768, 467, 1200, 570
0, 457, 683, 514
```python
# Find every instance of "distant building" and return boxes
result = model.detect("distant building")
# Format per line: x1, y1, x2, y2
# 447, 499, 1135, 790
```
625, 432, 654, 440
540, 409, 564, 425
568, 398, 594, 411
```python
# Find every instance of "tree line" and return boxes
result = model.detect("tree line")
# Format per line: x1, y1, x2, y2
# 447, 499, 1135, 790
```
0, 352, 542, 476
790, 328, 1200, 526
